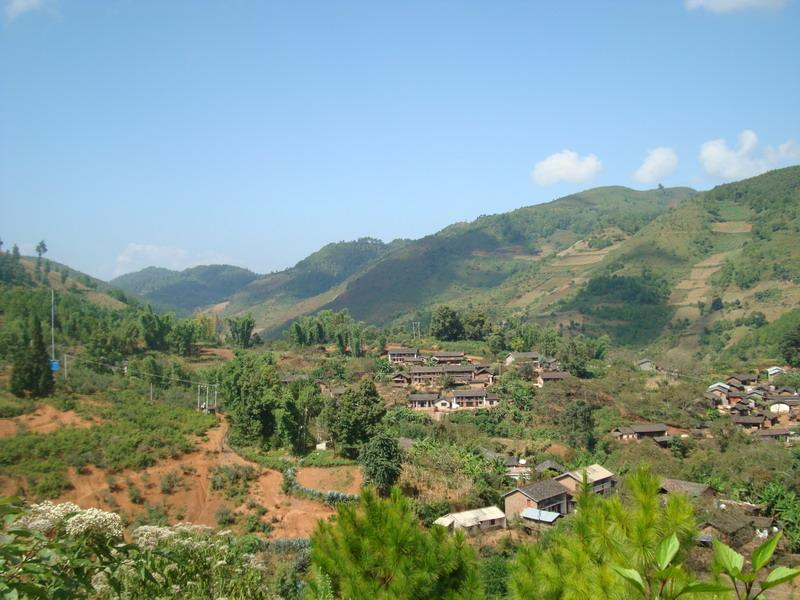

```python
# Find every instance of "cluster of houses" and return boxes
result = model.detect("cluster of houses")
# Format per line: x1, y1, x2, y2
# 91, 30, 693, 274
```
434, 461, 615, 533
705, 367, 799, 442
433, 462, 778, 549
387, 346, 569, 413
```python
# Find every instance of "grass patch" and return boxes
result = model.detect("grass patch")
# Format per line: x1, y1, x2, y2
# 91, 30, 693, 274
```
0, 389, 216, 499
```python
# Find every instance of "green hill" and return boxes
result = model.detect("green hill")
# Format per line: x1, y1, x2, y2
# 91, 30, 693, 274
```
101, 166, 800, 369
222, 237, 403, 330
556, 166, 800, 369
317, 186, 695, 324
111, 264, 259, 314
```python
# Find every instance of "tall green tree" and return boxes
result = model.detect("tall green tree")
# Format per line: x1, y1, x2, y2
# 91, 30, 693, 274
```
306, 488, 484, 599
10, 318, 54, 398
226, 314, 256, 349
221, 352, 280, 446
359, 430, 402, 496
462, 310, 488, 341
168, 319, 197, 357
140, 305, 172, 351
560, 399, 596, 450
430, 306, 464, 341
780, 322, 800, 367
34, 240, 47, 269
322, 379, 386, 458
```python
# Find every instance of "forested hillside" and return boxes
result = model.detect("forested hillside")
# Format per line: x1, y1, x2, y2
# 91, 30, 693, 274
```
73, 167, 800, 368
111, 264, 258, 314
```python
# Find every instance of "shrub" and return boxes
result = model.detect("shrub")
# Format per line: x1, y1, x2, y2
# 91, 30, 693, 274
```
215, 506, 236, 526
159, 470, 182, 494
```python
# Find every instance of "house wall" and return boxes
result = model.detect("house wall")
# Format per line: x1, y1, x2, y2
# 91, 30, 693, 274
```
504, 490, 568, 517
478, 516, 506, 531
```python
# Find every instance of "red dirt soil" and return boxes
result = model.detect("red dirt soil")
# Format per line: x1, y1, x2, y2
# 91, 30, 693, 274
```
3, 418, 337, 538
296, 466, 362, 495
0, 404, 94, 437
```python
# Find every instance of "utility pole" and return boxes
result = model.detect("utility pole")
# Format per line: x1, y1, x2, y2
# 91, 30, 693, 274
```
50, 289, 56, 360
63, 353, 68, 380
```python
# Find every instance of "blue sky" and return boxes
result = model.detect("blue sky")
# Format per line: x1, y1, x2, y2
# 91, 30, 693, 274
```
2, 0, 799, 279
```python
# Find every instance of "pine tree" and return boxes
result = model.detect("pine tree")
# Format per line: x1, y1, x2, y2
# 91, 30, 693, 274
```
306, 488, 484, 599
359, 430, 402, 495
11, 318, 54, 398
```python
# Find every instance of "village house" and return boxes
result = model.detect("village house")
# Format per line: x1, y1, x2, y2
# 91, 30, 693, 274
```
451, 388, 499, 409
767, 366, 785, 380
659, 478, 716, 499
611, 423, 668, 441
554, 464, 616, 498
536, 371, 570, 387
725, 374, 758, 392
504, 457, 532, 480
731, 415, 768, 430
540, 356, 561, 371
443, 364, 477, 384
699, 512, 775, 548
391, 372, 412, 387
520, 507, 562, 529
534, 460, 566, 475
472, 366, 496, 386
505, 351, 541, 368
409, 366, 444, 386
433, 506, 506, 532
428, 351, 465, 364
503, 479, 571, 518
407, 393, 439, 409
636, 358, 656, 372
386, 347, 420, 364
754, 428, 793, 442
767, 396, 800, 414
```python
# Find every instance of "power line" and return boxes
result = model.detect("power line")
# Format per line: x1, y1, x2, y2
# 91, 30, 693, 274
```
63, 353, 216, 387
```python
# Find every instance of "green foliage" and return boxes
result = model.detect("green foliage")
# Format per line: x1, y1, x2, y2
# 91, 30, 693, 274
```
0, 387, 216, 499
430, 305, 465, 341
111, 264, 259, 315
322, 379, 386, 458
139, 304, 172, 351
226, 313, 256, 348
712, 532, 800, 599
306, 488, 484, 599
509, 467, 703, 599
564, 270, 673, 345
10, 318, 54, 398
560, 399, 597, 450
220, 351, 323, 452
779, 320, 800, 367
359, 430, 402, 495
0, 246, 29, 285
168, 318, 198, 356
158, 469, 182, 494
210, 464, 259, 503
0, 497, 130, 599
324, 186, 691, 325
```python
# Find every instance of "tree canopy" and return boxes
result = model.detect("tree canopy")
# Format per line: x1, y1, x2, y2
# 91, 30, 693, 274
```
306, 488, 484, 599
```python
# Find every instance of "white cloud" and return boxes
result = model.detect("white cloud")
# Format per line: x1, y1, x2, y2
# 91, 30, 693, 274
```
5, 0, 45, 20
113, 243, 231, 277
632, 147, 679, 184
531, 150, 602, 185
698, 129, 800, 180
685, 0, 786, 12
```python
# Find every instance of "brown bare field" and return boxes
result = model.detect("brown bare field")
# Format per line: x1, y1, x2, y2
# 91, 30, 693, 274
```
296, 466, 362, 495
2, 419, 335, 538
0, 404, 94, 437
710, 221, 752, 233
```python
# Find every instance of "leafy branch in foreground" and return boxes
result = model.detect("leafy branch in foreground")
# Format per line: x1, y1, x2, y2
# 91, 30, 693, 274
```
509, 466, 800, 599
712, 531, 800, 600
